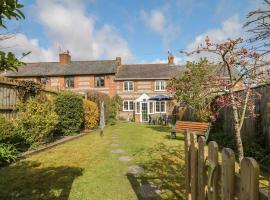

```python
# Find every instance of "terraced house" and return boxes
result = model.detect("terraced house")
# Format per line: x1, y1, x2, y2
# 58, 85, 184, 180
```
3, 51, 239, 122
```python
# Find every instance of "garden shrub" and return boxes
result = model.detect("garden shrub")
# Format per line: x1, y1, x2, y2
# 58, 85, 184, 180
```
0, 115, 15, 143
86, 90, 110, 122
0, 144, 17, 166
208, 131, 236, 150
209, 131, 270, 166
83, 100, 99, 129
14, 98, 59, 146
54, 91, 84, 135
107, 95, 122, 125
243, 140, 270, 166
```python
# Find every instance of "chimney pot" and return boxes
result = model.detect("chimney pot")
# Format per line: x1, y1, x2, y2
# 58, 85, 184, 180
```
59, 51, 71, 64
168, 51, 174, 65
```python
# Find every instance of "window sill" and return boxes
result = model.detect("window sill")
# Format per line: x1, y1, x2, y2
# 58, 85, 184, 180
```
123, 110, 134, 112
154, 90, 166, 92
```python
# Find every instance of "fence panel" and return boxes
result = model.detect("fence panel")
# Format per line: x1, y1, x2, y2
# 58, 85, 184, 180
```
184, 132, 269, 200
221, 148, 235, 200
240, 158, 259, 200
190, 134, 198, 200
0, 77, 58, 119
184, 130, 191, 200
207, 141, 219, 200
197, 137, 206, 200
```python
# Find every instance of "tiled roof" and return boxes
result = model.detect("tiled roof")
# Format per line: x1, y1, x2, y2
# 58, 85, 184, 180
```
4, 60, 118, 77
115, 64, 186, 80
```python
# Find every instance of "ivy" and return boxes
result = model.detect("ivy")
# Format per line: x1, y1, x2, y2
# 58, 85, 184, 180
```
16, 80, 43, 102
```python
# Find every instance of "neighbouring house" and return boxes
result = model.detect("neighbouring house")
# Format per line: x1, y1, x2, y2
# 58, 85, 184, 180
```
3, 51, 241, 122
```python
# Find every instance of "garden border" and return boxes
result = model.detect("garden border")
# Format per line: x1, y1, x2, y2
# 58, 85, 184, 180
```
19, 129, 96, 158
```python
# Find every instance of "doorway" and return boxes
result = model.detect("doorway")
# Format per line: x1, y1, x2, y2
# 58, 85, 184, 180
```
141, 102, 148, 122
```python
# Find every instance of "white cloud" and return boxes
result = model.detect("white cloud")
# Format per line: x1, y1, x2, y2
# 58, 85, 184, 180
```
0, 33, 55, 62
140, 9, 180, 51
185, 15, 243, 62
140, 10, 165, 33
1, 0, 133, 62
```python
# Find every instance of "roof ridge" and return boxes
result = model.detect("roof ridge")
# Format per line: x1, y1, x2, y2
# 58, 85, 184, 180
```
25, 59, 116, 64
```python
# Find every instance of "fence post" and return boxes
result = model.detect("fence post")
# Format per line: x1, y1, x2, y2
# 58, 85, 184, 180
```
185, 130, 191, 200
190, 134, 198, 200
268, 177, 270, 200
240, 158, 259, 200
198, 136, 206, 200
208, 141, 219, 200
221, 148, 235, 200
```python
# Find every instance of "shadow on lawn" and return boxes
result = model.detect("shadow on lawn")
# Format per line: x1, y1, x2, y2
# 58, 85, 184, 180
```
0, 160, 83, 200
146, 125, 172, 133
146, 125, 185, 141
127, 143, 185, 200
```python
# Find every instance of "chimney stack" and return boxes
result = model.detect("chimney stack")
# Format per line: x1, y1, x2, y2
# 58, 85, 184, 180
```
116, 57, 121, 66
168, 51, 174, 65
59, 50, 71, 64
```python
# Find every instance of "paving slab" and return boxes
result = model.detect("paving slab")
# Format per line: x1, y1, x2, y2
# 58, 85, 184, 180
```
111, 149, 125, 153
127, 165, 144, 175
118, 156, 132, 162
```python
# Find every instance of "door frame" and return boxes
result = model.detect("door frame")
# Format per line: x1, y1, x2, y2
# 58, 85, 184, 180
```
140, 102, 148, 122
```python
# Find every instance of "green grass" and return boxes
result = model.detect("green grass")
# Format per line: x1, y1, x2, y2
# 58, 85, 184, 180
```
0, 122, 185, 200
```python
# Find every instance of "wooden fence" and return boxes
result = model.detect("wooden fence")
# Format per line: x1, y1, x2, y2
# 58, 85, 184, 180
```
185, 131, 269, 200
0, 77, 58, 119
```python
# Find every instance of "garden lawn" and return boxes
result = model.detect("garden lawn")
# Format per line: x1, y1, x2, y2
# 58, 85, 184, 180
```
0, 122, 185, 200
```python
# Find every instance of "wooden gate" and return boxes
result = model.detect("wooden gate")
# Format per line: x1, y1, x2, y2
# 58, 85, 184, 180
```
184, 131, 270, 200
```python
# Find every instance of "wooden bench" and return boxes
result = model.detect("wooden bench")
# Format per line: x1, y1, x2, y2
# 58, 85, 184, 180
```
171, 121, 211, 140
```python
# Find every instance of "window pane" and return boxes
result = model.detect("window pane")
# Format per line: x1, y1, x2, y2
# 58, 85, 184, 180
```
149, 102, 153, 113
156, 101, 160, 112
155, 81, 160, 90
136, 102, 140, 113
64, 76, 74, 88
95, 76, 105, 87
129, 101, 134, 110
123, 101, 129, 110
124, 82, 128, 91
129, 82, 133, 90
161, 81, 165, 90
160, 101, 165, 112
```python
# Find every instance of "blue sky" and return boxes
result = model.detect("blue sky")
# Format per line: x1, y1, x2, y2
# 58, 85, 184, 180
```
1, 0, 262, 63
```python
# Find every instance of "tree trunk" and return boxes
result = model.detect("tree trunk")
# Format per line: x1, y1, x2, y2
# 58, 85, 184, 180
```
230, 93, 244, 162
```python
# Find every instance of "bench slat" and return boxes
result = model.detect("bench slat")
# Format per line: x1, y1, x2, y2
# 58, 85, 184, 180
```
174, 121, 211, 136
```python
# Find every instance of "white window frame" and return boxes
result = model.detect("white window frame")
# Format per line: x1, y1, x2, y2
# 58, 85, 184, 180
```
155, 80, 166, 91
123, 81, 134, 92
149, 101, 155, 114
155, 101, 166, 113
123, 100, 134, 111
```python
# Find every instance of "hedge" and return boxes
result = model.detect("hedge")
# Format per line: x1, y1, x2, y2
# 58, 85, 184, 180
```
54, 91, 84, 135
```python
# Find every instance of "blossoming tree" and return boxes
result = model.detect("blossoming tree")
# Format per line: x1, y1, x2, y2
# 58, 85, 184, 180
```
168, 37, 267, 161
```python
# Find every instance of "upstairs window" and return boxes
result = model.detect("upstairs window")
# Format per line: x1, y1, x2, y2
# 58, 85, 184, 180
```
64, 76, 74, 88
155, 80, 166, 91
95, 75, 105, 87
123, 81, 134, 91
37, 77, 48, 85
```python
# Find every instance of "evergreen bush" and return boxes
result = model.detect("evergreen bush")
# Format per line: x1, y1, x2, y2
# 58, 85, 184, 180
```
0, 115, 15, 143
54, 91, 84, 135
15, 98, 59, 146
